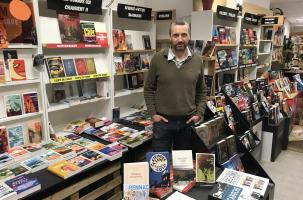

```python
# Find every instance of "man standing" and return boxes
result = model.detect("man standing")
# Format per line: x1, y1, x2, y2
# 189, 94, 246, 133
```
144, 20, 207, 152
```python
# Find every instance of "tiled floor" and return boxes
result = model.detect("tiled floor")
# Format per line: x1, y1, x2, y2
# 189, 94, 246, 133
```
260, 150, 303, 200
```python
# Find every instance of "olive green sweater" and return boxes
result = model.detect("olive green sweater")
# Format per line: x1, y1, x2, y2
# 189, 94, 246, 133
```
144, 48, 207, 119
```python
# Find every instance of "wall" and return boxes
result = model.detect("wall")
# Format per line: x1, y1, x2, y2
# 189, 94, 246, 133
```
245, 0, 270, 10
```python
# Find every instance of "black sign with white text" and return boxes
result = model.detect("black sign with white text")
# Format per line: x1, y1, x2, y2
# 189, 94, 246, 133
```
216, 5, 238, 22
261, 17, 279, 25
244, 13, 260, 25
156, 11, 173, 20
47, 0, 102, 15
117, 3, 152, 20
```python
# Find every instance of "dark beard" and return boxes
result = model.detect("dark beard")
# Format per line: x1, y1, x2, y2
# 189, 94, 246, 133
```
173, 42, 187, 52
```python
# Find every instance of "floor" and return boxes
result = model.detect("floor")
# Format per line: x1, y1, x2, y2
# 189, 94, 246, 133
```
260, 150, 303, 200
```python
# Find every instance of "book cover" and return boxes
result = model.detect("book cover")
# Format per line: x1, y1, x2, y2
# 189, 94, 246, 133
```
142, 35, 151, 50
96, 32, 109, 47
114, 55, 124, 73
0, 126, 9, 153
7, 147, 29, 159
245, 131, 257, 149
0, 168, 14, 182
22, 92, 39, 114
240, 135, 252, 151
64, 143, 86, 154
67, 155, 93, 169
8, 59, 26, 81
126, 34, 133, 50
74, 58, 88, 75
5, 94, 23, 117
21, 157, 48, 172
0, 60, 6, 82
62, 59, 77, 77
41, 142, 58, 150
64, 133, 82, 141
195, 123, 210, 146
204, 75, 213, 96
140, 54, 150, 69
194, 40, 204, 55
75, 138, 94, 147
80, 150, 106, 162
216, 139, 229, 164
80, 22, 96, 44
86, 142, 106, 152
230, 154, 245, 172
99, 146, 122, 160
126, 74, 139, 89
85, 58, 97, 74
229, 28, 237, 44
7, 125, 24, 148
46, 57, 65, 78
22, 143, 43, 154
132, 54, 141, 71
52, 146, 75, 158
225, 135, 237, 157
112, 29, 127, 51
48, 160, 80, 179
202, 41, 215, 57
40, 150, 62, 163
123, 54, 135, 72
196, 153, 215, 183
216, 50, 229, 69
0, 153, 14, 168
208, 182, 242, 200
57, 11, 81, 43
123, 162, 149, 200
0, 183, 17, 200
0, 21, 8, 48
10, 165, 30, 177
5, 174, 40, 198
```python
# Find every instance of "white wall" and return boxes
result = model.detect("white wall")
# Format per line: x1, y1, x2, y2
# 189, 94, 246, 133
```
244, 0, 270, 9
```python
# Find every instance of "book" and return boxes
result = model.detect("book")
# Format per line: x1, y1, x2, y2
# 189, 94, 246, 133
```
194, 40, 204, 55
22, 143, 44, 155
3, 50, 17, 70
74, 137, 94, 147
46, 57, 65, 78
22, 92, 39, 114
57, 11, 81, 43
21, 157, 48, 173
123, 162, 149, 200
166, 191, 196, 200
0, 153, 14, 169
62, 59, 77, 77
0, 183, 17, 200
10, 165, 30, 177
245, 131, 257, 149
204, 75, 213, 96
140, 54, 150, 69
126, 74, 139, 89
142, 35, 151, 50
216, 140, 229, 164
5, 94, 23, 117
48, 160, 81, 179
196, 153, 215, 183
0, 21, 8, 48
86, 142, 106, 152
40, 150, 63, 164
64, 133, 82, 141
0, 60, 5, 83
7, 147, 30, 161
114, 55, 124, 73
8, 59, 26, 81
172, 150, 195, 192
98, 146, 122, 161
85, 58, 97, 74
41, 142, 58, 150
208, 182, 243, 200
0, 168, 14, 183
80, 150, 106, 163
74, 58, 88, 75
5, 174, 40, 199
52, 146, 76, 159
0, 127, 9, 153
202, 41, 215, 57
125, 34, 133, 50
67, 155, 94, 170
240, 135, 252, 151
225, 135, 237, 157
80, 22, 96, 44
112, 29, 127, 51
7, 125, 24, 149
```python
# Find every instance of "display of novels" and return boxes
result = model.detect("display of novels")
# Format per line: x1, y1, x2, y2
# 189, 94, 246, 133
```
216, 49, 237, 69
216, 139, 229, 164
221, 154, 245, 172
7, 147, 30, 161
40, 150, 63, 164
57, 11, 81, 43
64, 142, 86, 154
240, 28, 258, 45
46, 57, 65, 78
98, 146, 122, 161
22, 143, 44, 156
20, 157, 48, 173
123, 162, 149, 200
80, 150, 106, 163
48, 160, 81, 179
194, 40, 204, 55
202, 41, 215, 57
80, 22, 96, 44
196, 153, 215, 184
63, 120, 90, 135
113, 29, 127, 51
142, 35, 151, 50
8, 59, 26, 81
86, 142, 106, 152
216, 168, 269, 196
52, 146, 76, 159
212, 26, 237, 44
238, 48, 258, 66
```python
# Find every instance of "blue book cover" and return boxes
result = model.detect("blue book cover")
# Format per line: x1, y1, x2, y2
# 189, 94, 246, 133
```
63, 59, 77, 76
7, 125, 24, 148
5, 174, 40, 194
209, 182, 242, 200
146, 152, 170, 187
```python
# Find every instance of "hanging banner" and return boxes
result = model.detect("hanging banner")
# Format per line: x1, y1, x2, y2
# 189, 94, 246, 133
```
117, 3, 152, 20
156, 11, 173, 20
244, 13, 260, 25
47, 0, 102, 15
261, 17, 279, 25
216, 5, 238, 22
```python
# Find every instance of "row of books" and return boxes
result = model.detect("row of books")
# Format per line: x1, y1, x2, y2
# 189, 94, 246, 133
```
216, 49, 237, 69
114, 53, 150, 73
0, 59, 27, 82
45, 57, 98, 79
238, 48, 258, 66
212, 26, 237, 45
0, 92, 39, 118
240, 28, 258, 45
113, 29, 151, 51
0, 119, 42, 153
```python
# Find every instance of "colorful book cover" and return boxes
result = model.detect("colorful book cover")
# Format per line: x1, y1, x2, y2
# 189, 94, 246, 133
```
0, 21, 8, 48
22, 92, 39, 114
140, 54, 150, 69
68, 155, 93, 168
21, 157, 47, 172
7, 125, 24, 148
196, 153, 215, 184
64, 143, 86, 154
5, 94, 22, 117
80, 22, 96, 44
0, 126, 9, 153
64, 133, 81, 141
96, 32, 109, 47
86, 142, 106, 151
7, 147, 29, 159
112, 29, 127, 51
41, 142, 58, 150
202, 41, 215, 57
57, 11, 81, 43
99, 146, 121, 157
62, 59, 77, 77
0, 60, 5, 82
208, 182, 243, 200
8, 59, 26, 81
48, 160, 80, 178
114, 56, 124, 73
26, 119, 42, 144
22, 143, 43, 154
5, 174, 40, 197
52, 146, 74, 157
46, 57, 65, 78
40, 150, 62, 163
80, 150, 105, 162
85, 58, 97, 74
146, 152, 170, 187
0, 153, 13, 166
75, 138, 94, 147
52, 136, 72, 145
74, 58, 88, 75
10, 165, 30, 176
0, 168, 14, 182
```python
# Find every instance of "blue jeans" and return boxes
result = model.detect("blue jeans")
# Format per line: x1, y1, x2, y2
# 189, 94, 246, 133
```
152, 119, 194, 152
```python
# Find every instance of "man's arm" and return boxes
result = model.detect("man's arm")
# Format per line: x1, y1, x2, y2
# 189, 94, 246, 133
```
195, 61, 207, 121
144, 57, 157, 117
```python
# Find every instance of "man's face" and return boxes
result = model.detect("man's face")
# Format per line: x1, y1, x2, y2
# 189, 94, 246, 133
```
170, 24, 190, 52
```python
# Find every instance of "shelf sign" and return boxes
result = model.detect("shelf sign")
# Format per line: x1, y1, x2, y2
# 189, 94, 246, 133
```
244, 13, 260, 25
261, 17, 279, 25
117, 3, 152, 20
156, 11, 173, 20
47, 0, 102, 15
50, 73, 110, 84
216, 5, 238, 22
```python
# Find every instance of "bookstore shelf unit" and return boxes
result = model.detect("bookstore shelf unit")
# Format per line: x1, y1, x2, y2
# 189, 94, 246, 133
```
36, 1, 112, 134
110, 9, 156, 117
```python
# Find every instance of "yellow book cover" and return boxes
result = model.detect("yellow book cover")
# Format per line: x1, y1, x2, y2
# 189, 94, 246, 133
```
86, 142, 106, 151
85, 58, 97, 74
48, 160, 80, 178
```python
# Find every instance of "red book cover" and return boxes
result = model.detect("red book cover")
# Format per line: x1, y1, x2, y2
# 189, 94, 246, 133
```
57, 11, 81, 44
8, 59, 26, 81
74, 58, 87, 75
0, 126, 9, 153
96, 32, 109, 47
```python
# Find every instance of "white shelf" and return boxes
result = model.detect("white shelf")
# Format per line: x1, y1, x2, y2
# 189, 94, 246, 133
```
4, 44, 38, 49
0, 112, 43, 124
0, 79, 40, 87
48, 97, 110, 113
115, 88, 144, 98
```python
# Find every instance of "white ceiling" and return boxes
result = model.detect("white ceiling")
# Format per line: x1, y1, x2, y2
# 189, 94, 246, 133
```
270, 0, 303, 26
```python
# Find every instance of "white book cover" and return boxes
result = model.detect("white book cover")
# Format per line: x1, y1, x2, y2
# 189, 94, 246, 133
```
172, 150, 193, 169
0, 183, 17, 200
166, 191, 196, 200
96, 80, 109, 97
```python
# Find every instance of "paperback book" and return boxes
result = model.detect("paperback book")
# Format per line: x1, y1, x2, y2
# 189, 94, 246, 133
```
0, 127, 9, 153
7, 147, 30, 161
196, 153, 215, 184
0, 183, 17, 200
46, 57, 65, 78
112, 29, 127, 51
216, 139, 229, 164
0, 60, 5, 83
8, 59, 26, 81
48, 160, 80, 179
85, 58, 97, 74
80, 150, 106, 163
64, 142, 87, 154
20, 157, 48, 173
140, 54, 150, 69
0, 168, 14, 183
0, 153, 14, 169
40, 150, 63, 164
222, 154, 245, 172
142, 35, 151, 50
5, 94, 23, 117
10, 165, 30, 177
22, 92, 39, 114
114, 56, 124, 73
80, 22, 96, 44
57, 11, 81, 43
7, 125, 24, 149
67, 155, 94, 170
22, 143, 44, 156
74, 58, 88, 75
62, 59, 77, 77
